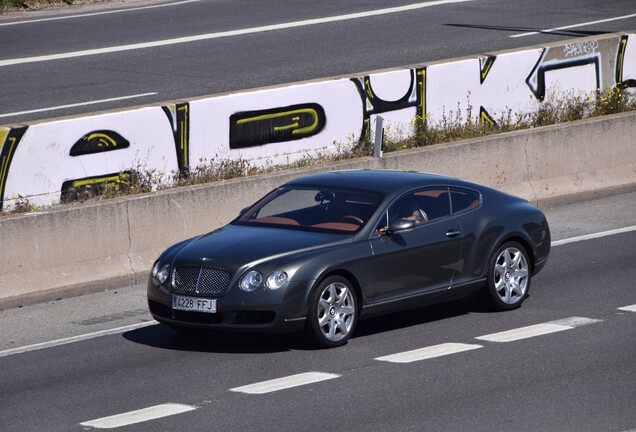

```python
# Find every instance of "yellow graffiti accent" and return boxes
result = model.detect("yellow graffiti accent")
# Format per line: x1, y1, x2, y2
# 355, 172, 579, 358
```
178, 104, 189, 167
274, 116, 300, 132
417, 69, 426, 119
365, 77, 375, 99
86, 132, 118, 149
71, 173, 129, 189
480, 108, 496, 126
0, 135, 18, 198
0, 129, 8, 151
237, 108, 321, 136
480, 57, 495, 82
617, 37, 627, 84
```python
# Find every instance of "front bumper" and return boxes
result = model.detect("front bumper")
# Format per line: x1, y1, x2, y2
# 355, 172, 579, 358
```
147, 277, 309, 333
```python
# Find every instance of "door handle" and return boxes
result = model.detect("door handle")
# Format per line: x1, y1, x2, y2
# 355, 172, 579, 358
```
446, 230, 461, 238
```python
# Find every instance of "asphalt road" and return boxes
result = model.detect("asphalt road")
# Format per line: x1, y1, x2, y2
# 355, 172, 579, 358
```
0, 192, 635, 431
1, 0, 636, 125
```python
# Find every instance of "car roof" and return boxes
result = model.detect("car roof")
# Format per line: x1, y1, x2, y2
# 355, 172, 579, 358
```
286, 170, 466, 195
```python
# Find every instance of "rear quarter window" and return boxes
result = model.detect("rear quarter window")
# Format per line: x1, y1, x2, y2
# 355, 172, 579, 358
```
451, 188, 481, 216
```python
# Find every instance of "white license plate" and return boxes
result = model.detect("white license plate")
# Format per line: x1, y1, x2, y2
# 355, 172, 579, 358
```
172, 295, 217, 313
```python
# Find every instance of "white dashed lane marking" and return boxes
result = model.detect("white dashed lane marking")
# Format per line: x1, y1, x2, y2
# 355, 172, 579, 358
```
375, 342, 483, 363
552, 225, 636, 247
510, 13, 636, 38
0, 321, 156, 359
475, 317, 602, 343
80, 403, 197, 429
230, 372, 340, 394
618, 304, 636, 312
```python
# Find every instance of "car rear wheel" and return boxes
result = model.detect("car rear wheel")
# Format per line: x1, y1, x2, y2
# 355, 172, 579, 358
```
485, 242, 531, 310
305, 276, 357, 348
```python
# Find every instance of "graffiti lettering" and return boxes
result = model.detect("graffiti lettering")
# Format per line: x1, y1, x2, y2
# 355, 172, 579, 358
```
70, 130, 129, 156
0, 127, 27, 211
351, 69, 420, 140
480, 56, 496, 84
616, 35, 636, 88
527, 48, 600, 101
60, 172, 131, 203
163, 103, 190, 175
229, 103, 326, 149
563, 40, 599, 58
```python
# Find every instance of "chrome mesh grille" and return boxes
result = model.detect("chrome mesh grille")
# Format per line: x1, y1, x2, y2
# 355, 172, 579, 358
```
172, 266, 231, 295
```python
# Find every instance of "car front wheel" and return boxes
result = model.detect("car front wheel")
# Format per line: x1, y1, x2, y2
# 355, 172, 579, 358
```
305, 276, 357, 348
485, 242, 531, 310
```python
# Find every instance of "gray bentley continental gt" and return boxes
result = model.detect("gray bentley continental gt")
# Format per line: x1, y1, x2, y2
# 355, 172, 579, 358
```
147, 170, 550, 348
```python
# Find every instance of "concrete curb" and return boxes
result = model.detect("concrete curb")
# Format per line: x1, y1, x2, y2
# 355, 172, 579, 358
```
2, 111, 635, 309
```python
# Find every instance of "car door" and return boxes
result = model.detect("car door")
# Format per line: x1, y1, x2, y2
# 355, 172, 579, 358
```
447, 186, 483, 287
367, 187, 463, 304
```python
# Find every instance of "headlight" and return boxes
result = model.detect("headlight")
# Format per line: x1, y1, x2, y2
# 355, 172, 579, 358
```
152, 262, 171, 285
266, 271, 288, 290
240, 270, 263, 292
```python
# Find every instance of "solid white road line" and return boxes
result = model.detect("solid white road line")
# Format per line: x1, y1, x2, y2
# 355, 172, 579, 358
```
229, 372, 340, 394
0, 0, 201, 27
0, 0, 472, 67
475, 317, 602, 343
552, 225, 636, 247
375, 342, 482, 363
0, 92, 157, 119
0, 321, 156, 359
510, 13, 636, 38
80, 403, 196, 429
618, 304, 636, 312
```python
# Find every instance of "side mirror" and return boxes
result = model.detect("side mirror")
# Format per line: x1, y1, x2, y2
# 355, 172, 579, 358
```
387, 219, 415, 234
239, 206, 250, 216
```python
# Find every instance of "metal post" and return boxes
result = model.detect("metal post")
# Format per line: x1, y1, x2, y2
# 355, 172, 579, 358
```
373, 116, 384, 158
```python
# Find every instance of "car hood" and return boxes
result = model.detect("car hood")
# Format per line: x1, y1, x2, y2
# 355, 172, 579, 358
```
171, 224, 352, 270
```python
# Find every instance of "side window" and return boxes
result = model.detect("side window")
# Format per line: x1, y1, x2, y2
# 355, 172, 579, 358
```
413, 188, 450, 222
389, 193, 422, 224
450, 188, 481, 216
388, 188, 451, 226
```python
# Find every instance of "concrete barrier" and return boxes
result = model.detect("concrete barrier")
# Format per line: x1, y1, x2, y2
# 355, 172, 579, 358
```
1, 111, 635, 308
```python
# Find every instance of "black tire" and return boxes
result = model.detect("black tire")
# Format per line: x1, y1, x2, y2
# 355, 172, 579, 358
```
485, 241, 531, 311
305, 275, 358, 348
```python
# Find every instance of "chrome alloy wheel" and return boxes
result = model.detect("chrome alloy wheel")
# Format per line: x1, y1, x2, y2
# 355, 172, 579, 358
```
317, 282, 356, 342
493, 247, 529, 305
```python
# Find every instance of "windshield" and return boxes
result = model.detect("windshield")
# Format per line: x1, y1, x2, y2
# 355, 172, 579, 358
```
234, 186, 383, 233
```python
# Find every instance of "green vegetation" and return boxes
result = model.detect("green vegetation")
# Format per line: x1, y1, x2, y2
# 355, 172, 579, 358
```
9, 195, 38, 213
384, 87, 636, 152
3, 87, 636, 214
